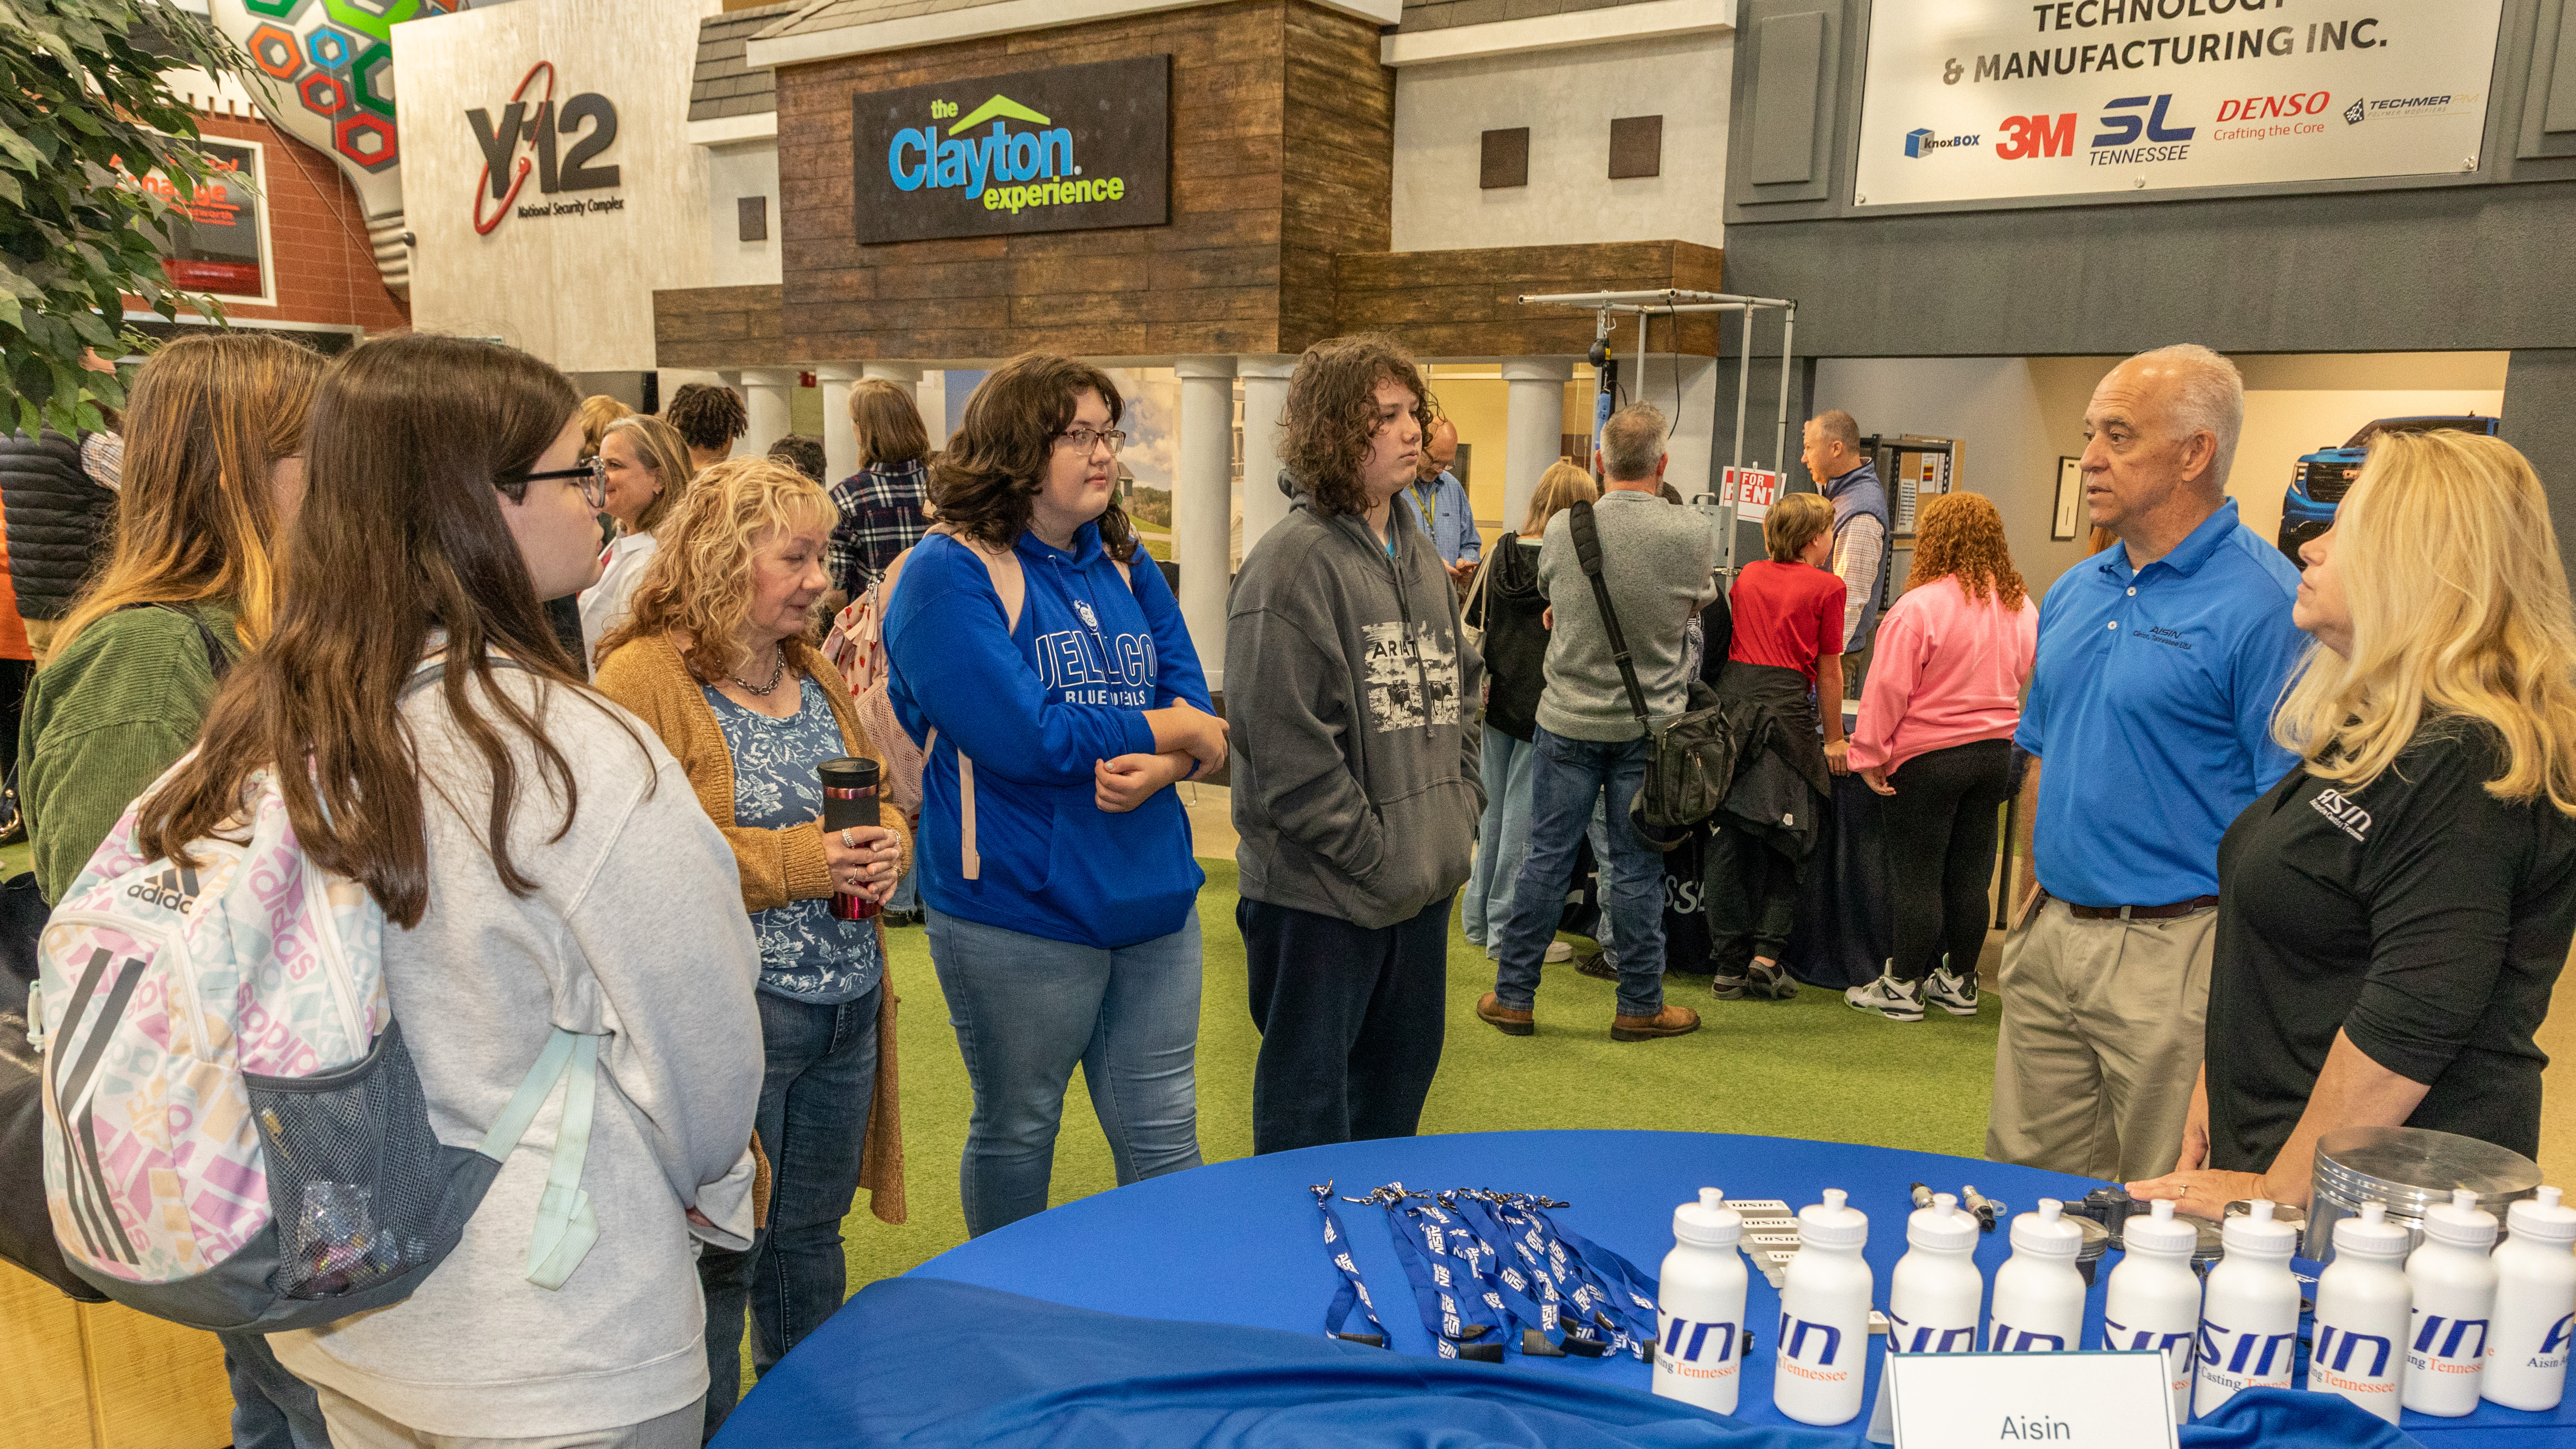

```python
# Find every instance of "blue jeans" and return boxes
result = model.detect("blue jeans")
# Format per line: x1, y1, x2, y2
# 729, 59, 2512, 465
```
223, 1329, 330, 1449
888, 860, 918, 915
1494, 727, 1667, 1017
1461, 724, 1537, 951
926, 908, 1204, 1237
700, 983, 882, 1437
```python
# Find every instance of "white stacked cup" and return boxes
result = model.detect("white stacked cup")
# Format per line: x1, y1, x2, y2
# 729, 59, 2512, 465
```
2103, 1199, 2202, 1424
1988, 1198, 2084, 1353
2194, 1200, 2300, 1417
2405, 1187, 2500, 1417
1773, 1188, 1872, 1426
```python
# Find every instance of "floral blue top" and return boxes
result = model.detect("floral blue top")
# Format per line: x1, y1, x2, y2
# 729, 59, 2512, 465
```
706, 674, 884, 1004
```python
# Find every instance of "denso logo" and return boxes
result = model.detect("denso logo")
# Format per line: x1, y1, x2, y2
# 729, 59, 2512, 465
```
1903, 127, 1981, 158
2217, 90, 2332, 122
887, 93, 1128, 216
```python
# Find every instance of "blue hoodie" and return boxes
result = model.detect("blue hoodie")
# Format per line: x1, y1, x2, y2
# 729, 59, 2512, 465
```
884, 524, 1211, 949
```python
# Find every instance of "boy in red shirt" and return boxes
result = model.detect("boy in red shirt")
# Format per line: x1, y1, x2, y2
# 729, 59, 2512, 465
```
1706, 492, 1846, 999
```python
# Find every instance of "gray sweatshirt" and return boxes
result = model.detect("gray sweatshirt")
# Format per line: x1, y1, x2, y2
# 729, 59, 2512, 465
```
1535, 489, 1719, 741
272, 671, 763, 1437
1226, 491, 1484, 930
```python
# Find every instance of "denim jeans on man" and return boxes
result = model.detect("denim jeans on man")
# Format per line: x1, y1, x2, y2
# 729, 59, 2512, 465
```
223, 1328, 331, 1449
1494, 727, 1666, 1016
926, 907, 1203, 1237
700, 982, 882, 1436
1461, 724, 1537, 951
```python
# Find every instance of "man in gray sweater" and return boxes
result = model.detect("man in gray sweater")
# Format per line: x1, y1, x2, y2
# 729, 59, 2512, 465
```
1227, 335, 1485, 1153
1479, 404, 1715, 1041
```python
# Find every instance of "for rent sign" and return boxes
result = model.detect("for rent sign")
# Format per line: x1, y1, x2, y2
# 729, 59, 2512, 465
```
1852, 0, 2504, 208
852, 56, 1170, 245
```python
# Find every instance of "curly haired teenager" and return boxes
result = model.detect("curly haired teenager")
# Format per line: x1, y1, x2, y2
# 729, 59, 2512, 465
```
1224, 334, 1484, 1152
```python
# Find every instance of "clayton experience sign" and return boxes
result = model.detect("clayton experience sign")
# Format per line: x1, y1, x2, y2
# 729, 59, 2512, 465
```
1852, 0, 2504, 208
853, 55, 1170, 245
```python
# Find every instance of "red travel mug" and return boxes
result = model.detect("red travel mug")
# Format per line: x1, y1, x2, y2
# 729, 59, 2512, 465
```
820, 756, 882, 922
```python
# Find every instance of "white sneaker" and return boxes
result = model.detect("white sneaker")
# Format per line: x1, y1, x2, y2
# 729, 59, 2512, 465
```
1844, 970, 1924, 1022
1544, 940, 1573, 963
1924, 964, 1980, 1017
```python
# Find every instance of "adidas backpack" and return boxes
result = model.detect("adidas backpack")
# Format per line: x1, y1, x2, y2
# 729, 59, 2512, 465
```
33, 716, 604, 1329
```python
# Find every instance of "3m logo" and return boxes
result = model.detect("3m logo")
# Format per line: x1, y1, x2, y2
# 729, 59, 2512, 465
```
1995, 112, 2076, 159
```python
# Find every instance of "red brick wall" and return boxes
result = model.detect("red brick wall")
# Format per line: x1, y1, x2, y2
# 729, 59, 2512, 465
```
120, 110, 410, 334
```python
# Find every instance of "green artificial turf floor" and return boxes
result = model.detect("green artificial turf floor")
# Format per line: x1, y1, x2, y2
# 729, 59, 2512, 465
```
840, 857, 1999, 1290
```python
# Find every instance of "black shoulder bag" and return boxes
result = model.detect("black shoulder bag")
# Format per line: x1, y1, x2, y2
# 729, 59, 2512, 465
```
1565, 501, 1736, 844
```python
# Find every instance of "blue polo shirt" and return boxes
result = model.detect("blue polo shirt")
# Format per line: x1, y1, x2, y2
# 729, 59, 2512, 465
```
2015, 499, 2309, 908
1401, 471, 1481, 567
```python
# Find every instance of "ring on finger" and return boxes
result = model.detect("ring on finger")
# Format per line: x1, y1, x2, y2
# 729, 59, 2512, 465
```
841, 828, 856, 849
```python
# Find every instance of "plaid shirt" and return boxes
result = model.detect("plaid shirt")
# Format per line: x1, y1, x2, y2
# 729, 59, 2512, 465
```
827, 459, 931, 597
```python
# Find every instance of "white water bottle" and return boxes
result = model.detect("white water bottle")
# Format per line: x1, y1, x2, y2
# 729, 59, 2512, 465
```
2194, 1200, 2300, 1416
2485, 1186, 2576, 1410
2103, 1199, 2202, 1424
1773, 1188, 1872, 1426
1866, 1193, 1984, 1443
1988, 1198, 2084, 1352
2310, 1202, 2411, 1424
1655, 1188, 1749, 1414
2405, 1187, 2499, 1416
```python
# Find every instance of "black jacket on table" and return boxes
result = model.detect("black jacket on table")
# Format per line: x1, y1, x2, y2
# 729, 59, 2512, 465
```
2206, 721, 2576, 1168
0, 431, 111, 621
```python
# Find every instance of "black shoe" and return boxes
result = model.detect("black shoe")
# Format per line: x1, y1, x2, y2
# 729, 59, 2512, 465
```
1711, 960, 1797, 1001
1574, 951, 1619, 983
880, 908, 924, 928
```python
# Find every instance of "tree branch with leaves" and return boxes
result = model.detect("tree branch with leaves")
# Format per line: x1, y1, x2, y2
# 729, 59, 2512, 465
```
0, 0, 257, 435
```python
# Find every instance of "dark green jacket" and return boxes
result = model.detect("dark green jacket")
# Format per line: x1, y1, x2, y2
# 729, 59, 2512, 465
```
21, 601, 239, 901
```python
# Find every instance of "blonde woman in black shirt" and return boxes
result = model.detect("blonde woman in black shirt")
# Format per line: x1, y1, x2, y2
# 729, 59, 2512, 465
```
2130, 430, 2576, 1218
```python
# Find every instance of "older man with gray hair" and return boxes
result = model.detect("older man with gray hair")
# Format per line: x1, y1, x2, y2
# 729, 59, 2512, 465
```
1479, 403, 1716, 1042
1990, 343, 2308, 1182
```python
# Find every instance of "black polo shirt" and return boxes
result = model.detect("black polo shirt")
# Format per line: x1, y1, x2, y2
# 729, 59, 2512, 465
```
2206, 722, 2576, 1171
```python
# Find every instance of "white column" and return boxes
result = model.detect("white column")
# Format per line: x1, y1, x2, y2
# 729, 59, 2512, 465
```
736, 367, 797, 459
1174, 355, 1236, 691
916, 370, 950, 448
1502, 357, 1574, 536
815, 365, 860, 483
1237, 355, 1296, 559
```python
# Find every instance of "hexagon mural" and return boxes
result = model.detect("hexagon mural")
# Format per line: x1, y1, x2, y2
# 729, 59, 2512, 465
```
303, 26, 354, 70
247, 24, 301, 80
334, 113, 397, 168
296, 71, 349, 118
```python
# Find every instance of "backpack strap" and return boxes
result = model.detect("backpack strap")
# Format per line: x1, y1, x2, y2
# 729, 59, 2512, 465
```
1567, 502, 1654, 734
476, 1025, 603, 1290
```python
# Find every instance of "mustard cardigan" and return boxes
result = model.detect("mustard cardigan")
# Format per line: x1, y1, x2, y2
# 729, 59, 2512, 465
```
595, 631, 908, 1224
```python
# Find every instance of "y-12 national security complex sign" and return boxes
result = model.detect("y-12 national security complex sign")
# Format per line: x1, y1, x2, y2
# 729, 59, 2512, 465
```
1853, 1, 2505, 208
853, 56, 1170, 245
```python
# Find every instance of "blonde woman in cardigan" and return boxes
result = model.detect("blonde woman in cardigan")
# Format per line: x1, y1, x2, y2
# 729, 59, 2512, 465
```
595, 458, 910, 1437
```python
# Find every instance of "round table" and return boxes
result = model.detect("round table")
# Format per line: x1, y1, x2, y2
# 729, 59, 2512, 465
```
766, 1131, 2573, 1443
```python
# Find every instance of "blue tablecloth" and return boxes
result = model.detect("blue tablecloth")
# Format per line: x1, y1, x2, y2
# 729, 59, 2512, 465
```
721, 1131, 2572, 1446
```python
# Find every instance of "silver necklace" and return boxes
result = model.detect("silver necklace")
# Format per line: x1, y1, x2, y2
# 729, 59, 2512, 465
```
731, 645, 787, 697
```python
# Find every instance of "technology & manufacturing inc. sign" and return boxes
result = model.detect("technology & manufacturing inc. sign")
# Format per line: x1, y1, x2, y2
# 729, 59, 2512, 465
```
852, 56, 1170, 245
1852, 0, 2504, 208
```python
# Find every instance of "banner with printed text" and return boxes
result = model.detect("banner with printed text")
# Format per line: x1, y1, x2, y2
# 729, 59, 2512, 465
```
1852, 0, 2504, 208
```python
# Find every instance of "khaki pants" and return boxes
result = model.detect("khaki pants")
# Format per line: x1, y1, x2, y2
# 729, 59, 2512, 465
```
315, 1388, 703, 1449
1986, 895, 2215, 1182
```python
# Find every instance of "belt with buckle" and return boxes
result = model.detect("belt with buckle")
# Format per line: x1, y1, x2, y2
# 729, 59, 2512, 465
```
2059, 893, 2219, 922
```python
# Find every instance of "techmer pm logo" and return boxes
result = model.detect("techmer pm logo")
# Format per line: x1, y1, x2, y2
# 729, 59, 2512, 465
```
1904, 127, 1981, 158
887, 92, 1130, 216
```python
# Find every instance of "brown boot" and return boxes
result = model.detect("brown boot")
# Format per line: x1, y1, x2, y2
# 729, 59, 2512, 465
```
1476, 992, 1534, 1036
1612, 1003, 1702, 1042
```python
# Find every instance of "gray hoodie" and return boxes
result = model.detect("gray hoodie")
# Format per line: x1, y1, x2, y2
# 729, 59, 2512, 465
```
1226, 487, 1484, 930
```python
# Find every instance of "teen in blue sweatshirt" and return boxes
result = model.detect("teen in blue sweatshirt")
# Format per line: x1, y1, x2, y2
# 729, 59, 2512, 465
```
884, 354, 1228, 1236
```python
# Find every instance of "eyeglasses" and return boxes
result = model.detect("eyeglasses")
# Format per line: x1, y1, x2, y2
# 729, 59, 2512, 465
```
499, 456, 607, 510
1054, 427, 1128, 457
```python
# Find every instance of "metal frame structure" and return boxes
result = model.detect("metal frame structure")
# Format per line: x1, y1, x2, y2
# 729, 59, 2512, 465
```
1516, 287, 1798, 570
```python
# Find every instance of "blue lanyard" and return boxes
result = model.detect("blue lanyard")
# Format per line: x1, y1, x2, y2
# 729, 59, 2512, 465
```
1309, 1183, 1388, 1349
1357, 1183, 1506, 1361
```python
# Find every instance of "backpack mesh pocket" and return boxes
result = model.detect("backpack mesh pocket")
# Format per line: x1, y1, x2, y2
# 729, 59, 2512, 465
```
244, 1019, 451, 1301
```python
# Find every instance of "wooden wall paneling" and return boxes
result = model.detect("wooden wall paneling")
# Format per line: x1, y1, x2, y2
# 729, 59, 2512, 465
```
1, 1265, 95, 1449
80, 1302, 230, 1449
1278, 2, 1392, 352
1335, 240, 1727, 358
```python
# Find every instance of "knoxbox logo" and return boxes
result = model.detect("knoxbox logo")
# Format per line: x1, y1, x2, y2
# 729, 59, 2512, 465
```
886, 91, 1128, 216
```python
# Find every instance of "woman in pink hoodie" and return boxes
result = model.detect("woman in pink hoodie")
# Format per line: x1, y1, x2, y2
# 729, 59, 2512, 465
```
1844, 491, 2038, 1022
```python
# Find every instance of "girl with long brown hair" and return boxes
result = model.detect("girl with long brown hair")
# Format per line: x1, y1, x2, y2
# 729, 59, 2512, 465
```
19, 328, 330, 1449
144, 333, 765, 1445
1843, 489, 2037, 1022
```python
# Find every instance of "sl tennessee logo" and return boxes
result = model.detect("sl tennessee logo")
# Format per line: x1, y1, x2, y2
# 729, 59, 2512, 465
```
468, 61, 621, 235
